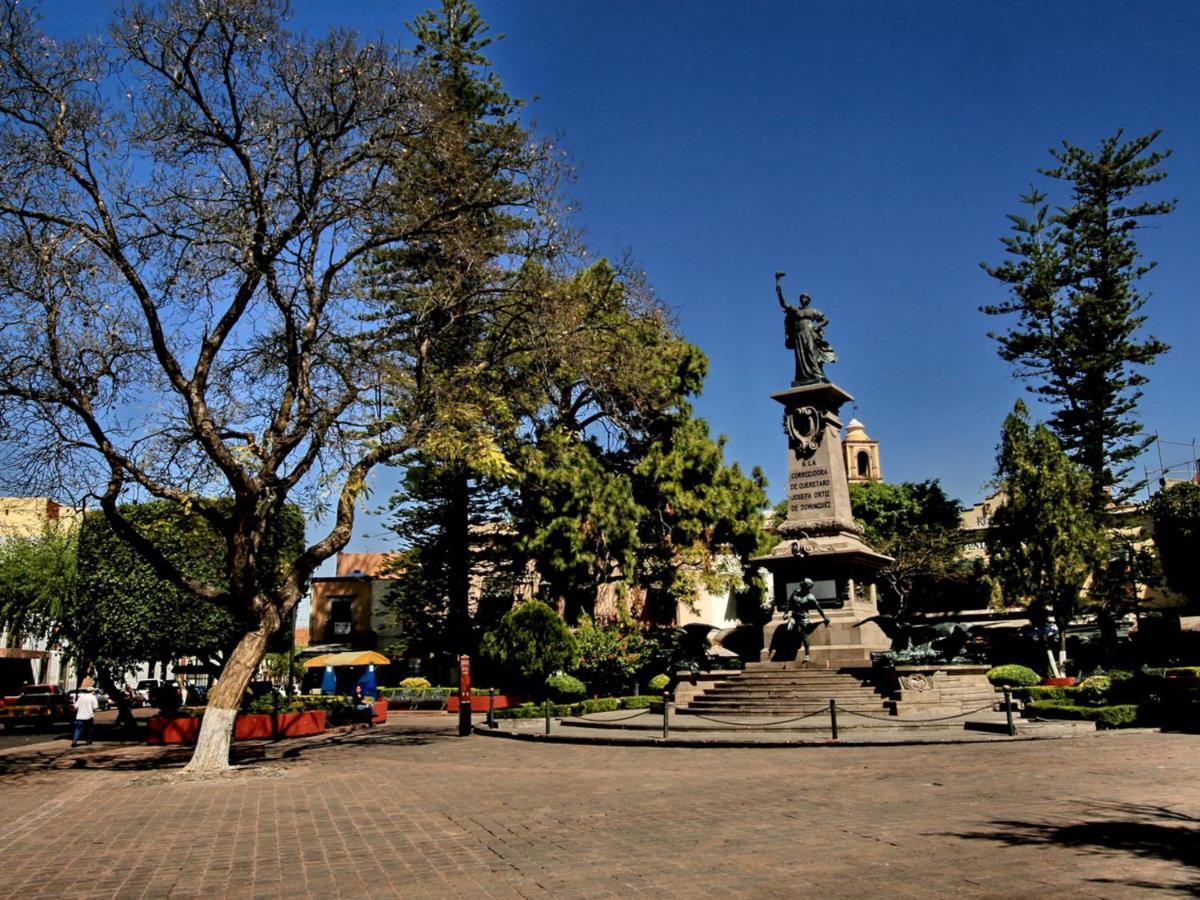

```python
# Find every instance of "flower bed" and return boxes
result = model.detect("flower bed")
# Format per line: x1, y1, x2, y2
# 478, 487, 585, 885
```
147, 709, 327, 745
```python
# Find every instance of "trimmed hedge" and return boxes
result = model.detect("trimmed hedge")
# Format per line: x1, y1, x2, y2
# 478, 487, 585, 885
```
1027, 700, 1140, 729
646, 674, 670, 692
987, 664, 1041, 688
581, 697, 619, 714
545, 674, 586, 702
492, 695, 653, 719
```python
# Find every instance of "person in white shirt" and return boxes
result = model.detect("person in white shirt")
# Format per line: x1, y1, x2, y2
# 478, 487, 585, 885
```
71, 686, 99, 747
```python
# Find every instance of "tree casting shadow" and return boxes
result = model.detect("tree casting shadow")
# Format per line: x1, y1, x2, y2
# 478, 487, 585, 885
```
952, 801, 1200, 894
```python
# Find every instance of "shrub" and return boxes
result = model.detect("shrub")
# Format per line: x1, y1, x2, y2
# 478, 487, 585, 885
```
399, 676, 431, 690
646, 674, 670, 692
573, 615, 657, 697
1027, 700, 1140, 729
480, 600, 577, 694
1022, 685, 1076, 702
581, 697, 619, 714
622, 695, 653, 709
495, 701, 574, 719
545, 674, 586, 703
1078, 675, 1112, 704
987, 664, 1041, 687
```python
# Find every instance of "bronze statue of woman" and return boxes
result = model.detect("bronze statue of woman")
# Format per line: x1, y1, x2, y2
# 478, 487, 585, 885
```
775, 272, 836, 385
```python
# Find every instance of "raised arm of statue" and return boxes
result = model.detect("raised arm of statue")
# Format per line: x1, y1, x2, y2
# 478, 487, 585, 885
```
775, 272, 788, 310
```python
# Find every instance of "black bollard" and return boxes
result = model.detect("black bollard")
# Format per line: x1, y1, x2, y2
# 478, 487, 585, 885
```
544, 697, 551, 735
829, 698, 839, 740
487, 688, 497, 729
1004, 688, 1015, 736
662, 690, 670, 740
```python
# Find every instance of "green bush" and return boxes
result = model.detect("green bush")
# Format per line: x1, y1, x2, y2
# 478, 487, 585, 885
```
1078, 675, 1112, 704
399, 676, 431, 690
1027, 700, 1140, 729
622, 695, 653, 709
495, 701, 574, 719
480, 600, 577, 693
646, 674, 670, 692
581, 697, 619, 714
987, 664, 1041, 687
545, 673, 586, 702
1022, 685, 1077, 702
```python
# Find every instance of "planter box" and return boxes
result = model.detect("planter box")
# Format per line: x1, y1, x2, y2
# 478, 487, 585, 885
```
1041, 677, 1076, 687
446, 694, 519, 713
147, 709, 327, 745
372, 699, 387, 724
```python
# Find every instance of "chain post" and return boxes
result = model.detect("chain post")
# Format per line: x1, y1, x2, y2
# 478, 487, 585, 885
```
1004, 688, 1015, 736
487, 688, 496, 729
829, 698, 839, 740
544, 697, 551, 735
662, 690, 670, 740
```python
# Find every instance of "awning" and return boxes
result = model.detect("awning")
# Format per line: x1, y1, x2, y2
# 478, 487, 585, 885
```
302, 650, 391, 669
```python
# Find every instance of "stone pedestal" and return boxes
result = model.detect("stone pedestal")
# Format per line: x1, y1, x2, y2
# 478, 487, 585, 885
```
749, 381, 892, 667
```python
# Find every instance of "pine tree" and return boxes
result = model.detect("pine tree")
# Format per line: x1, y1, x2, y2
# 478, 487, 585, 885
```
983, 131, 1173, 510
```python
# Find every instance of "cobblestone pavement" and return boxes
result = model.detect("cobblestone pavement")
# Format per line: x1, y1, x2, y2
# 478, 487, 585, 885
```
0, 718, 1196, 898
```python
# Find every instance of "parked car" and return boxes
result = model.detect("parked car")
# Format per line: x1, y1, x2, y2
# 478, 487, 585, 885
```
0, 692, 74, 730
68, 688, 111, 711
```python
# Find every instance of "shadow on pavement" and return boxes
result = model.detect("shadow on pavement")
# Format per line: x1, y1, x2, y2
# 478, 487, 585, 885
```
951, 801, 1200, 894
0, 720, 462, 781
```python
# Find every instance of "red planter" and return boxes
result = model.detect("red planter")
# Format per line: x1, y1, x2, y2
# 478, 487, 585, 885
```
372, 699, 387, 724
1041, 677, 1076, 687
446, 694, 518, 713
147, 709, 327, 745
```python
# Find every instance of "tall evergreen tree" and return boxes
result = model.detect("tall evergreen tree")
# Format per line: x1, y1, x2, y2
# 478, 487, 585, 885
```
374, 0, 559, 656
983, 131, 1173, 510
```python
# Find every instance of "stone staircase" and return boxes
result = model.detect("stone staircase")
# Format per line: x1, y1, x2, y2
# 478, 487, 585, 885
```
678, 662, 890, 718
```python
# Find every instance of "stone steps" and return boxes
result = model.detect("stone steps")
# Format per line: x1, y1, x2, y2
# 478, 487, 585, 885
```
680, 666, 892, 717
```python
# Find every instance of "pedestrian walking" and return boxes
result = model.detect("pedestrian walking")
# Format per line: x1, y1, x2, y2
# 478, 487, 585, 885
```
71, 682, 99, 747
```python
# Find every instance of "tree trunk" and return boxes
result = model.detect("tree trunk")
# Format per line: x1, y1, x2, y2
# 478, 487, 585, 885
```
183, 623, 272, 775
96, 666, 138, 730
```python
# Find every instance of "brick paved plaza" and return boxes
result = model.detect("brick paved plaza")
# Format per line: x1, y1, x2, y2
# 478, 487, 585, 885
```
0, 718, 1196, 898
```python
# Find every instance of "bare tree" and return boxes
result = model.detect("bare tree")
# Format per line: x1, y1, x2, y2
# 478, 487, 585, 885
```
0, 0, 556, 772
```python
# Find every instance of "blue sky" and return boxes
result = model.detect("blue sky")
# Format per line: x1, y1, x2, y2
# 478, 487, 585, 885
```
47, 1, 1200, 551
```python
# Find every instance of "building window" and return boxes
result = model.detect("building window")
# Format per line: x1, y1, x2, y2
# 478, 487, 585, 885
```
856, 450, 870, 478
330, 596, 353, 637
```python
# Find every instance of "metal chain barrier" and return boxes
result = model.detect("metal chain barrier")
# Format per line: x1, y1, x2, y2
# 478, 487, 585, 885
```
684, 706, 830, 728
577, 708, 652, 723
836, 701, 999, 724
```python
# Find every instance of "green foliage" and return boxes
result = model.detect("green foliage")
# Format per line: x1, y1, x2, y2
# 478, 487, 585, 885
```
480, 601, 577, 694
1148, 482, 1200, 601
646, 674, 670, 692
1022, 685, 1076, 702
580, 697, 619, 714
987, 664, 1041, 687
849, 480, 964, 615
1078, 675, 1113, 704
1027, 700, 1140, 729
72, 501, 305, 673
622, 695, 654, 709
545, 673, 586, 702
0, 526, 77, 646
572, 615, 656, 697
987, 402, 1107, 642
983, 131, 1173, 507
399, 677, 432, 690
261, 649, 304, 686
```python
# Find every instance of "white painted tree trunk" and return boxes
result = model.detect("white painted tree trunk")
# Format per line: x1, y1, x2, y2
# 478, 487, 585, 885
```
183, 626, 270, 775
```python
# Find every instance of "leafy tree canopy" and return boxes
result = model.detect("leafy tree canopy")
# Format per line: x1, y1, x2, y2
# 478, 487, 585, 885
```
986, 401, 1107, 648
1148, 481, 1200, 602
479, 600, 576, 694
